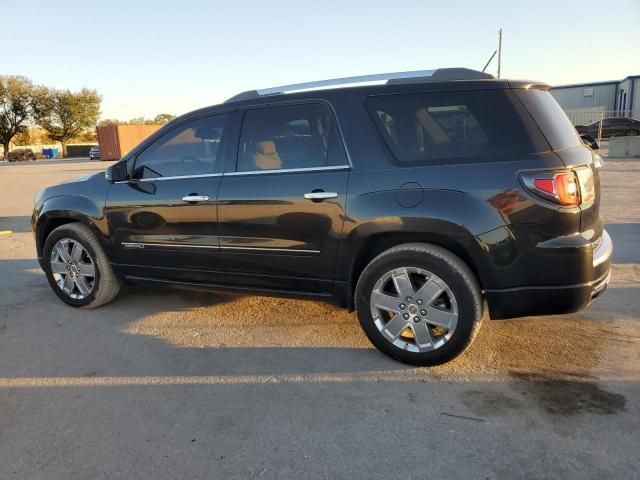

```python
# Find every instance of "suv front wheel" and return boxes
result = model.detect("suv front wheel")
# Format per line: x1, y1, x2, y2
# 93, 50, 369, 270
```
43, 223, 120, 308
355, 243, 483, 366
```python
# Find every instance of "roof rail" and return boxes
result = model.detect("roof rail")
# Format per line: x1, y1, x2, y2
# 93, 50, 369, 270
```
225, 68, 493, 103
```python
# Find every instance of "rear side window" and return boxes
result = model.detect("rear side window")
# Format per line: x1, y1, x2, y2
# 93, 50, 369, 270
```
237, 103, 346, 172
514, 89, 581, 150
366, 90, 548, 164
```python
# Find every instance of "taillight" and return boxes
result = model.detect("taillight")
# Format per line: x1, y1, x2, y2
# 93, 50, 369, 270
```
575, 167, 596, 204
554, 172, 580, 205
522, 168, 594, 206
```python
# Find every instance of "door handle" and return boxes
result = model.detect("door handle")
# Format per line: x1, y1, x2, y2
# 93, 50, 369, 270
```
182, 195, 210, 203
304, 191, 338, 201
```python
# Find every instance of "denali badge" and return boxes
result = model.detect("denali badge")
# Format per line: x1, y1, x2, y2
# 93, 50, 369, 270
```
122, 242, 144, 249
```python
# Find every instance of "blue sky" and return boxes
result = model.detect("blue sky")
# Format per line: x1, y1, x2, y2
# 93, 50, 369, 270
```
6, 0, 640, 119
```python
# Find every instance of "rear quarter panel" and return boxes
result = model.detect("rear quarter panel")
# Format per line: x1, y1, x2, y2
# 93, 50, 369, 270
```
338, 152, 578, 290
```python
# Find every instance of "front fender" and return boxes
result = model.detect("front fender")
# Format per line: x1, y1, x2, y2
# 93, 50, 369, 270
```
34, 195, 110, 262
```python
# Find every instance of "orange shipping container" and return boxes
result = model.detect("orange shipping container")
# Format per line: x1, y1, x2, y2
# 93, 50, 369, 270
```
96, 124, 162, 161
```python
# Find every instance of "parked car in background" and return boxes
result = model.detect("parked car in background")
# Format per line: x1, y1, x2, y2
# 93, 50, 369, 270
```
7, 148, 36, 162
32, 68, 611, 366
89, 146, 101, 160
576, 116, 640, 139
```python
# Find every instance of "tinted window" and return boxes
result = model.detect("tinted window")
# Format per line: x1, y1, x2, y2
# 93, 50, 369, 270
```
133, 114, 228, 179
238, 103, 346, 172
367, 90, 548, 163
514, 89, 581, 150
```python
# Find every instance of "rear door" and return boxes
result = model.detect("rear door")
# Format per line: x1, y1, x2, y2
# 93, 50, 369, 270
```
216, 102, 350, 294
105, 112, 232, 282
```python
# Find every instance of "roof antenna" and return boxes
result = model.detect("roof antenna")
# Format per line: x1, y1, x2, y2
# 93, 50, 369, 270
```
482, 50, 497, 73
481, 29, 503, 76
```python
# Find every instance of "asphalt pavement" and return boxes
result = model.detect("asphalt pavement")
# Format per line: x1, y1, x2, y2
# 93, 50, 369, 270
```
0, 158, 638, 479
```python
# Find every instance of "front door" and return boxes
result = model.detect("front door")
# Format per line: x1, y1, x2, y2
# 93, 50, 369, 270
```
105, 112, 231, 282
217, 102, 350, 294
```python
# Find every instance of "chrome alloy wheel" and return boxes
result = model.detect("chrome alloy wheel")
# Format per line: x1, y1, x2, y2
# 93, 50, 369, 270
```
50, 238, 96, 300
369, 267, 458, 353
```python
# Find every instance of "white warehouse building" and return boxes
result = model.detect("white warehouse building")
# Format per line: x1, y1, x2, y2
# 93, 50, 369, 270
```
550, 75, 640, 125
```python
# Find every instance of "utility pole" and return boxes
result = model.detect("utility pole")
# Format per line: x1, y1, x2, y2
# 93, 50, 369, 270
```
497, 29, 503, 78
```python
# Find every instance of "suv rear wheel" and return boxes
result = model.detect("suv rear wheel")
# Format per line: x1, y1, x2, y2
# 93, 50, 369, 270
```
43, 223, 120, 308
355, 243, 483, 366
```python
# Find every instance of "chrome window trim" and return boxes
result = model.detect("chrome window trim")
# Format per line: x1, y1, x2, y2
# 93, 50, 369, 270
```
139, 173, 223, 182
114, 166, 350, 182
225, 165, 350, 177
114, 173, 223, 184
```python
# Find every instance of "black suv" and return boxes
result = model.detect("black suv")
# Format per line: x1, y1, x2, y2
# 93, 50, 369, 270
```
32, 68, 612, 365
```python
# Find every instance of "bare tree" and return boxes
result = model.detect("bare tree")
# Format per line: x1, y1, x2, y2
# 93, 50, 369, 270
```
33, 87, 101, 157
0, 76, 35, 159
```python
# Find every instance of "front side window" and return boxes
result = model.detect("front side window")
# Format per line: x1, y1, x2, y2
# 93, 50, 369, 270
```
133, 114, 228, 179
367, 90, 547, 164
237, 103, 345, 172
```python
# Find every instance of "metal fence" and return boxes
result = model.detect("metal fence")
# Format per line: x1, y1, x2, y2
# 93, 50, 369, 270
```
563, 109, 640, 145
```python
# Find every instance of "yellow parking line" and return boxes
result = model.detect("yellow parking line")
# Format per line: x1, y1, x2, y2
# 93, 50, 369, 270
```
0, 230, 13, 236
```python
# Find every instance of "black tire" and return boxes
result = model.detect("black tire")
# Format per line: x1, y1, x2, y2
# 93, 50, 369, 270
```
43, 223, 120, 308
355, 242, 483, 366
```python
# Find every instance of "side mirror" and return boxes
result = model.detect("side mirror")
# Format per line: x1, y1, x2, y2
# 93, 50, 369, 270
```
105, 161, 129, 182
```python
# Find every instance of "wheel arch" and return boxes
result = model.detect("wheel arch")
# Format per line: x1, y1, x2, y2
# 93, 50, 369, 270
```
345, 230, 484, 311
35, 195, 109, 264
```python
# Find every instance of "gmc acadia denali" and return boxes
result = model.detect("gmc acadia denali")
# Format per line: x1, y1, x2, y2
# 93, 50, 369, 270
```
32, 68, 612, 365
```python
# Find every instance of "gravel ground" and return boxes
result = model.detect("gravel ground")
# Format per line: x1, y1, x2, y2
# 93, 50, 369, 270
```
0, 157, 638, 479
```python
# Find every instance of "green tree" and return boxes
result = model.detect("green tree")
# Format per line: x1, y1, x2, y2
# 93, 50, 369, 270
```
97, 118, 125, 127
0, 76, 36, 159
33, 87, 101, 157
13, 128, 31, 146
153, 113, 175, 124
75, 129, 97, 143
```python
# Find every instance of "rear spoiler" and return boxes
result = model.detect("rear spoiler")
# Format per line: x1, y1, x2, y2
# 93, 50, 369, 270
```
507, 80, 551, 91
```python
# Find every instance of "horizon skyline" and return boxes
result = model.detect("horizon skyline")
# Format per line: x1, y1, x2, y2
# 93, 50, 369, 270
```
6, 0, 639, 120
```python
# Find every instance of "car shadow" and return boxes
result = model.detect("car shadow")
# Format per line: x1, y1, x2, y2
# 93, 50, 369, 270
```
0, 260, 406, 377
1, 211, 638, 382
0, 255, 638, 382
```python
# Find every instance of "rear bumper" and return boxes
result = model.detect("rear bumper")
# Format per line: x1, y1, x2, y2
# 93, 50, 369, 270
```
486, 229, 612, 319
